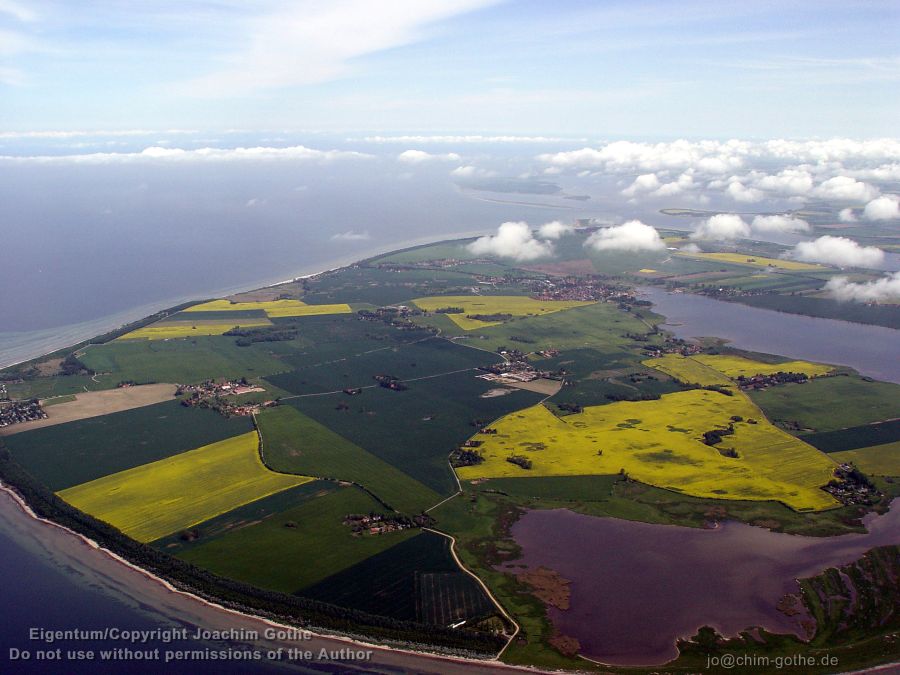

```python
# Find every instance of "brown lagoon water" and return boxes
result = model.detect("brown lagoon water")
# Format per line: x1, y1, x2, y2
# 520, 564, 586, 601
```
506, 506, 900, 666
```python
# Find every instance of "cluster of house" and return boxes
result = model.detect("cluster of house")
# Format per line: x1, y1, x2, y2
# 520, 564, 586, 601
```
0, 398, 47, 429
356, 305, 423, 331
642, 337, 704, 358
177, 379, 274, 417
530, 276, 635, 303
735, 372, 811, 391
825, 464, 881, 506
342, 513, 419, 536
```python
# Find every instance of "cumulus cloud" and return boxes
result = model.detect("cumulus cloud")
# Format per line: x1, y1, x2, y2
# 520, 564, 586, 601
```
825, 272, 900, 303
538, 221, 575, 239
791, 236, 885, 267
839, 208, 858, 223
451, 164, 496, 178
726, 181, 765, 203
811, 176, 879, 202
584, 220, 665, 252
538, 139, 750, 174
754, 168, 814, 196
621, 173, 660, 197
467, 222, 554, 261
364, 134, 580, 144
397, 149, 461, 163
863, 195, 900, 221
750, 215, 810, 233
0, 145, 373, 164
680, 242, 702, 253
330, 230, 371, 241
691, 214, 751, 240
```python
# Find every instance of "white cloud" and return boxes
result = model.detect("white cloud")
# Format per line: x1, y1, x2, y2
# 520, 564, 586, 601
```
839, 208, 858, 223
364, 134, 580, 143
0, 1, 36, 22
811, 176, 879, 202
584, 220, 665, 252
825, 272, 900, 303
330, 230, 371, 241
750, 214, 810, 233
538, 221, 575, 239
863, 195, 900, 221
538, 139, 751, 174
691, 214, 751, 240
173, 0, 498, 97
680, 242, 702, 253
621, 173, 660, 197
0, 129, 198, 139
467, 221, 554, 261
726, 181, 765, 203
754, 168, 814, 196
245, 197, 264, 207
397, 149, 461, 163
451, 164, 496, 178
0, 145, 373, 164
791, 236, 885, 267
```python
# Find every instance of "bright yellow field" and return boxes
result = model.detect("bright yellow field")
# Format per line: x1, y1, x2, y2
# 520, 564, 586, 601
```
693, 354, 834, 378
117, 320, 272, 340
458, 390, 839, 511
832, 442, 900, 476
412, 295, 595, 330
184, 299, 352, 318
58, 432, 313, 542
642, 354, 734, 387
675, 251, 825, 270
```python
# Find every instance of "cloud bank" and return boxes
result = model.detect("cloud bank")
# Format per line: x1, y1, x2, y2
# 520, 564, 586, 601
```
750, 214, 810, 233
584, 220, 665, 252
467, 221, 554, 261
331, 230, 371, 241
791, 236, 885, 267
0, 145, 373, 164
538, 221, 575, 239
397, 149, 461, 163
691, 214, 750, 240
825, 272, 900, 303
863, 195, 900, 221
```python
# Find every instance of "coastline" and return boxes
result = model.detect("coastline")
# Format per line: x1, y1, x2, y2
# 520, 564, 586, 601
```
0, 228, 488, 371
0, 481, 547, 674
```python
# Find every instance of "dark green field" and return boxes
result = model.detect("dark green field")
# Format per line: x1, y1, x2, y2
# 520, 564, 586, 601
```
6, 373, 118, 399
256, 406, 439, 513
300, 530, 496, 624
3, 400, 253, 490
153, 480, 335, 552
178, 485, 417, 593
801, 420, 900, 453
266, 336, 495, 395
728, 294, 900, 330
78, 336, 293, 384
288, 370, 545, 494
474, 474, 623, 501
749, 376, 900, 433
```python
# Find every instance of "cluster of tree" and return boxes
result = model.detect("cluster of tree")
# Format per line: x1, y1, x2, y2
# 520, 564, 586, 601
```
508, 335, 536, 344
0, 445, 506, 655
450, 448, 484, 468
223, 326, 301, 347
60, 353, 93, 376
605, 392, 661, 402
434, 307, 464, 314
702, 384, 733, 396
468, 313, 513, 322
506, 454, 533, 470
702, 425, 735, 446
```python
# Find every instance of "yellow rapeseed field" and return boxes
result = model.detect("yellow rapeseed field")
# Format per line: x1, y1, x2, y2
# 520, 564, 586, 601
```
58, 432, 313, 542
832, 442, 900, 477
674, 251, 825, 270
117, 320, 272, 340
184, 299, 352, 318
692, 354, 834, 378
412, 295, 595, 330
642, 354, 734, 387
457, 389, 839, 511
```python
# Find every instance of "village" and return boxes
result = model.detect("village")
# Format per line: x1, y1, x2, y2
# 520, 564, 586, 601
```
177, 379, 275, 417
342, 512, 432, 536
0, 398, 47, 430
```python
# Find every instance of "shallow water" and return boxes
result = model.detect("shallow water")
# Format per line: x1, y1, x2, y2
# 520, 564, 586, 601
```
507, 506, 900, 666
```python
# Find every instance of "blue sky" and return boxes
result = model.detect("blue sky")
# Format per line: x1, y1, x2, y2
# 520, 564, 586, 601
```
1, 0, 898, 137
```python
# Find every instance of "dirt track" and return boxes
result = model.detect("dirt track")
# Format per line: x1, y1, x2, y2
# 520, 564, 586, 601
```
0, 384, 177, 436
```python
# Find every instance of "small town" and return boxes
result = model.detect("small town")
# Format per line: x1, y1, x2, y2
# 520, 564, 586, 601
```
177, 379, 274, 417
0, 398, 47, 429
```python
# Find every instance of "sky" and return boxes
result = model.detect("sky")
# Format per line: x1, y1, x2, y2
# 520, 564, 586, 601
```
1, 0, 899, 137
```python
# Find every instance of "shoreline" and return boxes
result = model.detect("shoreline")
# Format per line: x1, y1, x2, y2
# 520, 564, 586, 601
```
0, 481, 550, 674
0, 228, 489, 371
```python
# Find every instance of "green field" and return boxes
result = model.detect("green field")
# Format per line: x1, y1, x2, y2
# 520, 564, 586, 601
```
831, 442, 900, 476
6, 374, 118, 400
3, 400, 253, 490
178, 485, 416, 593
59, 431, 312, 542
800, 420, 900, 454
750, 376, 900, 433
288, 370, 546, 494
257, 406, 440, 513
300, 530, 496, 624
266, 336, 494, 396
413, 295, 595, 330
78, 336, 292, 384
